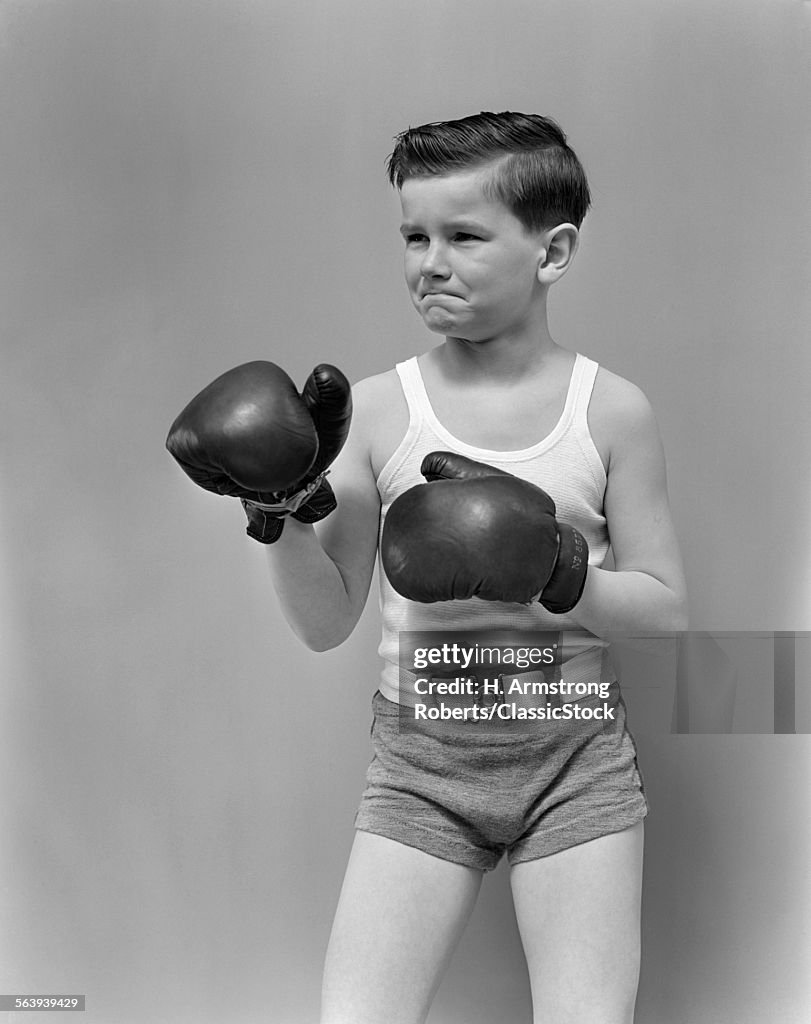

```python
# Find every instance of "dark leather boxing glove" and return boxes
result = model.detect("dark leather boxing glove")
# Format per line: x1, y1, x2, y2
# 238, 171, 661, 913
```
381, 451, 588, 613
166, 361, 352, 543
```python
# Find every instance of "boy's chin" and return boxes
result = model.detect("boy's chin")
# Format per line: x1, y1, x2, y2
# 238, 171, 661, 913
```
421, 317, 483, 344
421, 308, 462, 334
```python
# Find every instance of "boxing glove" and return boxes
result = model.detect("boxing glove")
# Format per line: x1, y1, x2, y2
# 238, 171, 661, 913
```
166, 361, 352, 543
381, 451, 588, 613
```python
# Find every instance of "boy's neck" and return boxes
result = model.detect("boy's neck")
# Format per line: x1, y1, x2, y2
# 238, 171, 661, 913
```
432, 323, 561, 383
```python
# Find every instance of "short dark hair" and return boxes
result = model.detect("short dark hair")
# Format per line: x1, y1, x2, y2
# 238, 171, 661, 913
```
386, 111, 591, 230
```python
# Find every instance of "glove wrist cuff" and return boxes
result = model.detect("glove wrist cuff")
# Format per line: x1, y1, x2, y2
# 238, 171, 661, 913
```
539, 524, 589, 614
240, 472, 337, 544
244, 472, 328, 516
241, 499, 285, 544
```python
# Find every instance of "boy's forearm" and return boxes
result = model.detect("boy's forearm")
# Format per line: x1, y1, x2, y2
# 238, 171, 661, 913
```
264, 518, 361, 652
567, 566, 688, 638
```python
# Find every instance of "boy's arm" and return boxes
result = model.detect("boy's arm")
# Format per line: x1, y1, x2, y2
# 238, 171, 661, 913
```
568, 376, 688, 637
264, 377, 382, 651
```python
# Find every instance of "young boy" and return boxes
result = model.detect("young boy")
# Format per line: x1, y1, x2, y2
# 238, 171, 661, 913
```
168, 111, 687, 1023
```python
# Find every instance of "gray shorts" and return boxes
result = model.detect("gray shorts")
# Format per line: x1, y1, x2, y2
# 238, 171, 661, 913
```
354, 687, 648, 872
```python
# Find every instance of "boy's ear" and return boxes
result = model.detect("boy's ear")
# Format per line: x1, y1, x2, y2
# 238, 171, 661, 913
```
536, 224, 580, 284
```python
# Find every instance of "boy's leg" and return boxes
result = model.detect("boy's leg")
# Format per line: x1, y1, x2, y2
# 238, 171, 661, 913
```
509, 821, 644, 1024
321, 830, 483, 1024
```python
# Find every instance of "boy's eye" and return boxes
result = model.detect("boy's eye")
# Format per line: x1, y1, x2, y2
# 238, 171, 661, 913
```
402, 232, 481, 244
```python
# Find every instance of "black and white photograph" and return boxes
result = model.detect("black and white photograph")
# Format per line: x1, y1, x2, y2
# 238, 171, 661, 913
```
1, 2, 809, 1022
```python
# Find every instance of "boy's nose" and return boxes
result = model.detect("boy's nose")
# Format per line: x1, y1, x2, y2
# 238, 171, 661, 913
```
420, 243, 450, 278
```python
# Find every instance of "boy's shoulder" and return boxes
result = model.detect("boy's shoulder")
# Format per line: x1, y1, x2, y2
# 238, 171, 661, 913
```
592, 363, 654, 418
349, 366, 410, 476
589, 363, 661, 471
351, 365, 408, 431
352, 365, 403, 405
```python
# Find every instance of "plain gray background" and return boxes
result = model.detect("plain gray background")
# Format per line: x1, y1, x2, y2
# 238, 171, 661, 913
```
1, 1, 809, 1022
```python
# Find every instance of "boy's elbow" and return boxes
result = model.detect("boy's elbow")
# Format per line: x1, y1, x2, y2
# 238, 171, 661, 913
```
303, 634, 343, 653
294, 620, 353, 653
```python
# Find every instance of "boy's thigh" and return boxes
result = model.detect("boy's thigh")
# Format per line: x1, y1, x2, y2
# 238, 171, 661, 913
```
509, 821, 644, 1024
321, 830, 483, 1024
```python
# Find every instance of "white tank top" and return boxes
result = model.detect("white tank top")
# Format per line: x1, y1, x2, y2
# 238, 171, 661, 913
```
376, 353, 612, 703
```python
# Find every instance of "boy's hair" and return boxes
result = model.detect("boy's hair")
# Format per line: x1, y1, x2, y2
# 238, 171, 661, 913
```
386, 111, 591, 231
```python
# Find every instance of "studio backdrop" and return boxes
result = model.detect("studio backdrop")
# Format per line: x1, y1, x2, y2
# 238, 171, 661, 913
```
1, 2, 809, 1023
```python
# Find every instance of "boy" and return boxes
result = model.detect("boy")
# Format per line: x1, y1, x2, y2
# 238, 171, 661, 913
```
167, 111, 687, 1023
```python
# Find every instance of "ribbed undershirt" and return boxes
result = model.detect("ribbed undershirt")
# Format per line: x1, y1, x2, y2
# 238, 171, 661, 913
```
376, 352, 613, 703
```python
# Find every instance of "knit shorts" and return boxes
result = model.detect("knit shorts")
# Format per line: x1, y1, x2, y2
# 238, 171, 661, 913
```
354, 685, 648, 872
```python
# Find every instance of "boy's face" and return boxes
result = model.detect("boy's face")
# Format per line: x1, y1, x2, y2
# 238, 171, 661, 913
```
398, 166, 548, 343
